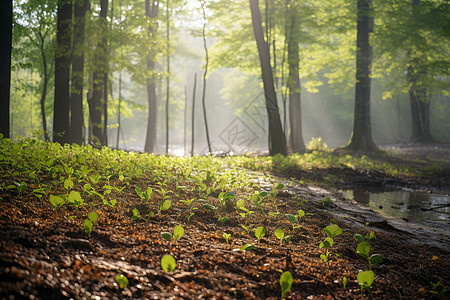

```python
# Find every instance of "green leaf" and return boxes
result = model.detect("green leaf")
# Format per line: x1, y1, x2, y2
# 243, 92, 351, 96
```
320, 254, 328, 262
276, 183, 284, 190
240, 243, 257, 251
274, 228, 285, 241
218, 216, 230, 224
354, 234, 364, 242
68, 190, 83, 206
83, 183, 92, 193
280, 271, 293, 299
285, 214, 297, 224
319, 237, 334, 248
16, 182, 27, 193
297, 209, 305, 218
161, 255, 176, 272
173, 225, 185, 242
357, 242, 371, 260
88, 211, 98, 223
160, 200, 171, 211
254, 226, 266, 242
357, 270, 375, 289
114, 274, 129, 289
131, 207, 141, 220
161, 232, 172, 241
323, 224, 342, 237
49, 195, 65, 210
64, 179, 74, 190
369, 254, 383, 265
259, 191, 268, 197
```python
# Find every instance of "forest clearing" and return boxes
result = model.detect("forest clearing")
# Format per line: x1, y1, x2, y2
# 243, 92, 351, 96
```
1, 138, 449, 299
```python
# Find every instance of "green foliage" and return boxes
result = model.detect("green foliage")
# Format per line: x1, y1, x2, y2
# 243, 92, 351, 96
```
84, 211, 98, 237
357, 270, 375, 293
239, 243, 257, 252
161, 255, 176, 272
274, 228, 289, 246
68, 191, 84, 208
135, 187, 153, 202
49, 195, 65, 211
223, 232, 231, 244
319, 224, 342, 262
279, 271, 293, 299
218, 191, 235, 207
173, 225, 185, 242
254, 226, 266, 244
306, 137, 329, 151
114, 274, 129, 289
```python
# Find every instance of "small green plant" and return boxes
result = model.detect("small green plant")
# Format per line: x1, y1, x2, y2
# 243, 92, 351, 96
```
135, 186, 152, 202
356, 241, 383, 270
252, 190, 268, 207
223, 232, 231, 244
218, 191, 235, 207
274, 228, 290, 246
49, 195, 65, 211
306, 137, 329, 151
319, 224, 342, 262
83, 211, 98, 237
218, 216, 230, 224
161, 225, 185, 243
160, 199, 171, 212
238, 243, 257, 251
161, 255, 176, 272
285, 209, 305, 231
254, 226, 266, 244
357, 270, 375, 293
429, 281, 448, 298
280, 271, 293, 299
343, 276, 347, 289
320, 197, 332, 206
114, 273, 129, 289
67, 190, 84, 208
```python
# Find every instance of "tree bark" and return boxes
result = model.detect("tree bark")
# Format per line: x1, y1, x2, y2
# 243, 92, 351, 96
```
345, 0, 378, 153
144, 0, 159, 153
250, 0, 287, 155
53, 0, 73, 144
88, 0, 108, 147
191, 73, 197, 157
70, 0, 89, 145
165, 0, 170, 155
287, 9, 305, 153
0, 0, 13, 139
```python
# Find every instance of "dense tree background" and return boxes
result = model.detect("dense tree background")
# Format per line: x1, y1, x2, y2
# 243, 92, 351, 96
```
5, 0, 449, 154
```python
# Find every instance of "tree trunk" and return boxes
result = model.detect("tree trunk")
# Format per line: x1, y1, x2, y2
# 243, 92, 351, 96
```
201, 1, 212, 154
70, 0, 89, 145
191, 73, 197, 157
250, 0, 287, 155
53, 0, 73, 144
144, 0, 159, 153
0, 0, 13, 139
345, 0, 378, 153
287, 10, 305, 153
408, 0, 435, 143
38, 32, 50, 142
88, 0, 108, 147
165, 0, 170, 155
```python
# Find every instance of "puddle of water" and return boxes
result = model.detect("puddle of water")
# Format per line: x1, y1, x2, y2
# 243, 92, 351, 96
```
342, 190, 450, 223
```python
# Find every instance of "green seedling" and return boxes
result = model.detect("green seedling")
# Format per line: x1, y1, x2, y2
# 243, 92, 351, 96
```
180, 198, 195, 206
161, 255, 176, 272
103, 198, 117, 209
254, 226, 266, 244
239, 243, 257, 251
240, 224, 254, 235
357, 270, 375, 293
274, 228, 290, 246
285, 210, 305, 231
343, 276, 347, 289
252, 190, 268, 207
131, 207, 141, 220
320, 197, 332, 206
114, 273, 129, 289
223, 232, 231, 244
83, 211, 98, 237
354, 230, 375, 243
187, 211, 195, 223
135, 186, 153, 202
63, 178, 74, 190
218, 191, 235, 207
319, 224, 342, 262
161, 232, 172, 241
218, 216, 230, 224
356, 241, 383, 269
271, 183, 284, 197
49, 195, 65, 211
280, 271, 293, 299
161, 225, 185, 243
14, 182, 27, 194
160, 199, 171, 212
429, 281, 448, 298
269, 211, 280, 218
68, 190, 84, 208
83, 183, 92, 194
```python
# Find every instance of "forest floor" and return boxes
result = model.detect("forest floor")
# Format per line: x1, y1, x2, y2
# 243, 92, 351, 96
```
1, 143, 449, 299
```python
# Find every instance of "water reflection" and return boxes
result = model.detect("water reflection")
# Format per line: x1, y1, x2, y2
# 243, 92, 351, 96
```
343, 190, 450, 223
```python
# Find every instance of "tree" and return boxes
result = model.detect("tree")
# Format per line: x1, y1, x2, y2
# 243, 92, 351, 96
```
70, 0, 89, 145
345, 0, 379, 153
250, 0, 287, 155
88, 0, 109, 146
286, 3, 305, 153
0, 0, 13, 139
201, 0, 212, 154
165, 0, 170, 155
144, 0, 159, 153
53, 0, 72, 144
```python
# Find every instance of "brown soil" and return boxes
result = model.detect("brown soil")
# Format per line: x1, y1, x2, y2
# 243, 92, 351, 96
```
1, 145, 449, 299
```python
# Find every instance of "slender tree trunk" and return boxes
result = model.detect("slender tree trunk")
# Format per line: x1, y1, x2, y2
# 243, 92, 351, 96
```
0, 0, 12, 139
165, 0, 170, 155
250, 0, 287, 155
184, 85, 187, 155
116, 71, 122, 149
70, 0, 88, 145
144, 0, 159, 153
345, 0, 378, 153
38, 31, 51, 142
53, 0, 73, 144
191, 73, 197, 157
287, 10, 305, 153
408, 0, 435, 143
88, 0, 108, 147
201, 1, 212, 154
